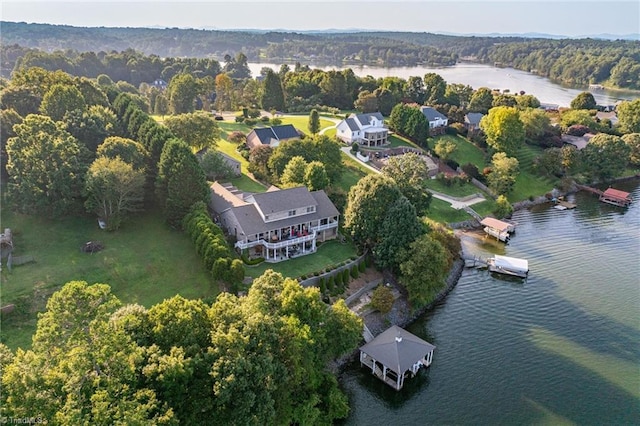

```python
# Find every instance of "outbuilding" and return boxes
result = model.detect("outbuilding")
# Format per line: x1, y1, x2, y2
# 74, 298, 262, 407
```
359, 325, 435, 391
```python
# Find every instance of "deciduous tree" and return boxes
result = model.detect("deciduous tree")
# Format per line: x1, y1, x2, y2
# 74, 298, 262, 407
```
168, 73, 198, 114
399, 233, 449, 306
6, 114, 90, 217
40, 83, 86, 121
260, 69, 285, 112
382, 152, 432, 214
570, 91, 597, 110
164, 111, 220, 152
581, 133, 631, 181
622, 133, 640, 166
616, 99, 640, 134
308, 108, 320, 134
487, 152, 520, 195
84, 156, 145, 230
373, 196, 423, 271
480, 106, 525, 155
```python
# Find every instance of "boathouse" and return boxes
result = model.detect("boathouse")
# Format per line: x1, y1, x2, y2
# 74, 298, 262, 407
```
359, 325, 435, 391
480, 217, 514, 242
599, 188, 632, 207
488, 255, 529, 278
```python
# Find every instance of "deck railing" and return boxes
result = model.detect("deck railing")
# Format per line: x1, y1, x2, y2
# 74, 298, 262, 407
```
235, 231, 316, 250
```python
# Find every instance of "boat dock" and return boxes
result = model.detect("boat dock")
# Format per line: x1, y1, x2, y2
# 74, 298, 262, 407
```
576, 185, 633, 207
488, 255, 529, 278
554, 199, 577, 210
480, 217, 516, 242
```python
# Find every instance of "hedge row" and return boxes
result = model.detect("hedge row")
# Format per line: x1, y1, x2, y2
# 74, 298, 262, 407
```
183, 202, 244, 285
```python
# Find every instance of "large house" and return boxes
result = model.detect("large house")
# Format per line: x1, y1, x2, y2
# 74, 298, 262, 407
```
246, 124, 300, 150
336, 113, 389, 146
209, 182, 340, 262
420, 106, 448, 136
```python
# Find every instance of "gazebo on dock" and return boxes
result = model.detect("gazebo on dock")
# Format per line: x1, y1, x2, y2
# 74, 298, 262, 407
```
359, 325, 435, 391
599, 188, 632, 207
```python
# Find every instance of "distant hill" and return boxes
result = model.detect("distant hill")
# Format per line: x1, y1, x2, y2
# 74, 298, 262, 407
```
1, 21, 638, 89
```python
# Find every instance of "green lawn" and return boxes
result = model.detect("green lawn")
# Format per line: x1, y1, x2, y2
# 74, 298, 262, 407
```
1, 209, 216, 350
278, 115, 335, 133
423, 178, 481, 197
424, 198, 472, 223
509, 144, 558, 202
336, 152, 372, 192
244, 240, 357, 279
388, 134, 422, 149
428, 134, 486, 169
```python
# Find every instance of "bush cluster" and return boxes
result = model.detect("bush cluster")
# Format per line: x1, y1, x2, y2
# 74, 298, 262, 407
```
183, 202, 244, 286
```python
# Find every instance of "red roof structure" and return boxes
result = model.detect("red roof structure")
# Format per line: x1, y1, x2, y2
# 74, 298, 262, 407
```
600, 188, 632, 207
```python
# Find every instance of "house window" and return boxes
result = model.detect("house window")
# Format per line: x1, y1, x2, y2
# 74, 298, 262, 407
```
306, 206, 315, 213
288, 210, 296, 217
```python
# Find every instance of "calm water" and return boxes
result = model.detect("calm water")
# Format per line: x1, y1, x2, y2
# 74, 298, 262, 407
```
249, 62, 638, 107
340, 180, 640, 425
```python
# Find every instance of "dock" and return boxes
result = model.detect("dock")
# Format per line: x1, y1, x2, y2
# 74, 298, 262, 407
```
480, 217, 515, 242
576, 185, 633, 207
554, 199, 576, 210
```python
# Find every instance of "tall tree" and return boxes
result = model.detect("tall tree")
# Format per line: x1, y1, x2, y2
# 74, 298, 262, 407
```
480, 106, 525, 155
468, 87, 494, 114
373, 196, 423, 271
84, 156, 145, 230
487, 152, 520, 195
519, 107, 551, 144
344, 174, 403, 250
6, 114, 90, 217
156, 138, 210, 226
260, 69, 285, 112
40, 83, 86, 121
168, 73, 198, 114
303, 161, 330, 191
616, 99, 640, 134
399, 233, 449, 306
404, 76, 426, 104
423, 73, 447, 105
381, 152, 432, 214
97, 136, 148, 170
214, 73, 234, 112
164, 111, 220, 152
280, 155, 308, 188
308, 108, 320, 134
581, 133, 631, 181
622, 133, 640, 167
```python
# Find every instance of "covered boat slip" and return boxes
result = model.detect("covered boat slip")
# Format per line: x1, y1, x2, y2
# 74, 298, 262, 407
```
599, 188, 633, 207
480, 217, 516, 242
359, 326, 435, 391
488, 255, 529, 278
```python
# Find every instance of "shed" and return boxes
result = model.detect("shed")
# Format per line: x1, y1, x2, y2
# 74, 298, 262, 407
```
359, 325, 435, 390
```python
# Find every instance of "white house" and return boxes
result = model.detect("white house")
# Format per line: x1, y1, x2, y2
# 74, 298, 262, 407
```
336, 113, 389, 147
420, 106, 448, 135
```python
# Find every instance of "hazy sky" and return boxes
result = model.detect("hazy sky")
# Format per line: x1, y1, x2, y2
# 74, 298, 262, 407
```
2, 0, 639, 37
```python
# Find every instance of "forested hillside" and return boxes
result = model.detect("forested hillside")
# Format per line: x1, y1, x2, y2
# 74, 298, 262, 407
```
1, 21, 639, 89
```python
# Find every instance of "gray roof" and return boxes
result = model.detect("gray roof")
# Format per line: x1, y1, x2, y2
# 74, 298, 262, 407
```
271, 124, 300, 140
224, 189, 339, 237
219, 151, 241, 166
345, 117, 360, 131
250, 124, 299, 145
420, 106, 447, 121
465, 112, 484, 125
360, 325, 435, 374
249, 186, 317, 215
355, 112, 384, 126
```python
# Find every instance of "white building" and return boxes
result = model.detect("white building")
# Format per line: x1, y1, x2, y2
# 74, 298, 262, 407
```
336, 112, 389, 147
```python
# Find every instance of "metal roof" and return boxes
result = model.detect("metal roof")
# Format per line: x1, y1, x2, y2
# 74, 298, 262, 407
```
250, 124, 299, 144
420, 106, 447, 121
480, 217, 511, 232
602, 188, 631, 200
360, 325, 435, 374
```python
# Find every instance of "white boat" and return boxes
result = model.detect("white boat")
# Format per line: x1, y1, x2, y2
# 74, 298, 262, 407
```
488, 255, 529, 278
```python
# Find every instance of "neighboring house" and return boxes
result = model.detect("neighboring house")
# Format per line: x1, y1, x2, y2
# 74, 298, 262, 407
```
150, 79, 168, 90
219, 152, 241, 177
336, 113, 389, 146
420, 106, 448, 136
464, 112, 484, 134
595, 111, 618, 126
539, 103, 559, 111
246, 124, 300, 150
562, 133, 595, 150
210, 182, 340, 262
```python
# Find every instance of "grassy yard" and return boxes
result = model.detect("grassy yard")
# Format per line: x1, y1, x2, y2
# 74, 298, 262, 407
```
509, 144, 558, 202
244, 240, 357, 279
1, 209, 216, 350
388, 133, 422, 149
428, 134, 486, 169
424, 198, 472, 223
336, 152, 372, 192
423, 178, 481, 197
278, 114, 335, 133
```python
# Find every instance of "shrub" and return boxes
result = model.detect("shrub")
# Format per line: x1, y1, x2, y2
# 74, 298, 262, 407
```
335, 271, 343, 286
450, 122, 468, 136
301, 275, 307, 280
260, 116, 270, 123
370, 285, 394, 314
319, 277, 326, 294
228, 131, 246, 144
566, 124, 589, 136
270, 118, 282, 126
342, 268, 350, 284
358, 260, 366, 273
350, 265, 359, 279
461, 162, 481, 180
247, 108, 261, 118
327, 275, 335, 291
244, 118, 257, 126
445, 159, 459, 171
235, 115, 245, 123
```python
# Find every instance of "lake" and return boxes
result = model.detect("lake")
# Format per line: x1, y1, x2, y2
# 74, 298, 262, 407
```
339, 179, 640, 425
249, 62, 638, 108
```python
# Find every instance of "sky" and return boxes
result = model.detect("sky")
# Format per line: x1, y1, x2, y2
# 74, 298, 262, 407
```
2, 0, 639, 37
